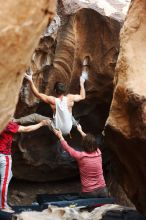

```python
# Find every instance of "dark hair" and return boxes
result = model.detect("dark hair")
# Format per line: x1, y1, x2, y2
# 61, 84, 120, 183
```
54, 82, 66, 95
81, 133, 98, 153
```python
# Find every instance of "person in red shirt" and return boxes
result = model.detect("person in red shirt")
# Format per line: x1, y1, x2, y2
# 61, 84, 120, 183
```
0, 120, 47, 212
54, 125, 108, 198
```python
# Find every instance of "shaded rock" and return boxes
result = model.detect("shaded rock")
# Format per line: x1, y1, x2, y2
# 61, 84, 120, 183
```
12, 191, 27, 199
12, 128, 78, 181
105, 0, 146, 215
0, 0, 57, 132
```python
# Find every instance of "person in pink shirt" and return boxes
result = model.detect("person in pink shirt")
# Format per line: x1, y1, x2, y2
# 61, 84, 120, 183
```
54, 125, 108, 198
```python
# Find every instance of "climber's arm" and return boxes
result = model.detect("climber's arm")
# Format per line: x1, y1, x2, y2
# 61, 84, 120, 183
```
69, 79, 86, 102
17, 120, 47, 133
25, 74, 55, 105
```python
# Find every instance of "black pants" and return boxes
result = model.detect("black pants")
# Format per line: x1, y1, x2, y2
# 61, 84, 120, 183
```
80, 186, 109, 198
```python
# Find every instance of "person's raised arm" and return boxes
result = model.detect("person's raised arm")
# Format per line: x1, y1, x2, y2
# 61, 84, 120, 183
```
18, 120, 47, 133
70, 78, 86, 102
77, 124, 86, 137
54, 129, 81, 159
25, 74, 55, 105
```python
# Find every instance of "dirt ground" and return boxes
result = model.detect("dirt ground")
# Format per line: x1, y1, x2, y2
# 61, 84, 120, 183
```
8, 177, 133, 208
8, 178, 81, 206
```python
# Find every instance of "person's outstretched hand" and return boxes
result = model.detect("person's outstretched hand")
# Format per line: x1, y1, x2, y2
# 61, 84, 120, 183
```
77, 124, 86, 137
25, 73, 33, 82
54, 128, 64, 140
77, 124, 82, 133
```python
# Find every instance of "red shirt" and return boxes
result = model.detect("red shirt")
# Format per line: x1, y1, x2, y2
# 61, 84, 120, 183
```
60, 140, 106, 192
0, 122, 19, 155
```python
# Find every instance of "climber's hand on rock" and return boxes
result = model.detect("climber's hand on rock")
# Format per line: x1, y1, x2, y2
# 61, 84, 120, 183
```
80, 76, 85, 85
25, 73, 32, 82
80, 71, 88, 85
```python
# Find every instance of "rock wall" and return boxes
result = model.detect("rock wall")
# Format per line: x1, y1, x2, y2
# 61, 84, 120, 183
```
2, 0, 145, 214
14, 3, 121, 181
0, 0, 57, 132
105, 0, 146, 215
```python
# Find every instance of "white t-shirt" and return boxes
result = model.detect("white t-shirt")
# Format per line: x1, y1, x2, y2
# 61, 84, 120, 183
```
53, 96, 72, 135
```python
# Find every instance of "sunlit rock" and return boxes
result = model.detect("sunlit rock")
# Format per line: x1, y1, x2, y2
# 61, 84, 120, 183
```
105, 0, 146, 215
0, 0, 57, 132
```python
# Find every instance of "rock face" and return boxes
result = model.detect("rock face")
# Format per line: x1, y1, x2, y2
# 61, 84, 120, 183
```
2, 0, 146, 215
0, 0, 57, 132
3, 0, 146, 214
14, 1, 122, 181
61, 0, 131, 21
105, 0, 146, 215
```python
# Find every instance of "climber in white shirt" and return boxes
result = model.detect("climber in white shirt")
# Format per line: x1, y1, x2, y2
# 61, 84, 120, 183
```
16, 56, 90, 135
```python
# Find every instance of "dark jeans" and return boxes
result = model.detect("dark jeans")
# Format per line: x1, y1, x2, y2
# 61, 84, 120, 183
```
80, 186, 109, 198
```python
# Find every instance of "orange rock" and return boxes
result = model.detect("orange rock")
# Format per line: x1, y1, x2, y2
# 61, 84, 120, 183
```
0, 0, 57, 132
106, 0, 146, 215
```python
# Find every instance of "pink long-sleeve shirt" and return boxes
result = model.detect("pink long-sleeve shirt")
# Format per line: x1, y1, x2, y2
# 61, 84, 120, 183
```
60, 139, 106, 192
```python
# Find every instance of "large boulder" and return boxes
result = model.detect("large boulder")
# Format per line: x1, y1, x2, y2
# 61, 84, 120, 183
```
105, 0, 146, 215
0, 0, 57, 132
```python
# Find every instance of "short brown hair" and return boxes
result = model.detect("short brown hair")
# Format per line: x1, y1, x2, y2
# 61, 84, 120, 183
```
81, 133, 98, 153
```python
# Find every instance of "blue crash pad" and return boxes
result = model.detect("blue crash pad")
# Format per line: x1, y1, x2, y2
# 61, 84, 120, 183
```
36, 193, 115, 208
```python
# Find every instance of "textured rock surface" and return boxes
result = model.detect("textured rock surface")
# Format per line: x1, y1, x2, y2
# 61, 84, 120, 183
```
2, 0, 146, 215
15, 2, 121, 181
61, 0, 131, 21
105, 0, 146, 215
0, 0, 57, 132
14, 205, 144, 220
